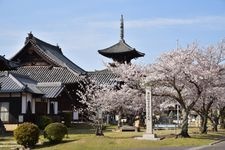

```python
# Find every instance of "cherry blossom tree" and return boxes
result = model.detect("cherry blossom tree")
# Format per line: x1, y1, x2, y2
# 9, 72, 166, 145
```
105, 84, 145, 127
207, 88, 225, 132
193, 90, 218, 134
107, 63, 150, 127
192, 41, 225, 133
146, 40, 225, 137
219, 106, 225, 129
217, 89, 225, 130
76, 78, 112, 136
77, 64, 145, 133
146, 46, 198, 137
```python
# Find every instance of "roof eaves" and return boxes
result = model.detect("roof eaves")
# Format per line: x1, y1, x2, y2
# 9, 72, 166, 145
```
8, 73, 25, 89
25, 84, 44, 95
52, 85, 64, 98
33, 40, 86, 75
31, 41, 62, 67
10, 40, 30, 60
0, 89, 23, 93
98, 42, 119, 54
37, 82, 65, 98
37, 82, 62, 87
0, 56, 19, 70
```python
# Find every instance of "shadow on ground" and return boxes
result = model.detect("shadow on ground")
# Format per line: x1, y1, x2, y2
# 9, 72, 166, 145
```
34, 139, 77, 149
192, 132, 225, 141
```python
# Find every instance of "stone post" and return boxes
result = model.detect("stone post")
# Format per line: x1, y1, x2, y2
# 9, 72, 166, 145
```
145, 87, 153, 134
136, 86, 160, 140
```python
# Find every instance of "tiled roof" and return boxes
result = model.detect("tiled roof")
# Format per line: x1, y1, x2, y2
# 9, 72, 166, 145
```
0, 72, 43, 94
11, 33, 86, 75
37, 82, 64, 98
34, 37, 86, 74
0, 72, 65, 98
0, 72, 23, 93
11, 66, 84, 83
88, 69, 118, 85
11, 73, 43, 94
0, 55, 19, 71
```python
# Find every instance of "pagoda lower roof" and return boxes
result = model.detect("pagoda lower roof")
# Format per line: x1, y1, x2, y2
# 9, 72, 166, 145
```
98, 40, 145, 59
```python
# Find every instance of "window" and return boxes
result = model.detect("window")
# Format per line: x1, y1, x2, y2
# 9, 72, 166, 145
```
0, 102, 9, 122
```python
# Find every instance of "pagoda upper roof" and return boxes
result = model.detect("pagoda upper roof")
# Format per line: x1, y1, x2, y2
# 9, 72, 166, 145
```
98, 15, 145, 62
98, 39, 145, 59
11, 33, 86, 75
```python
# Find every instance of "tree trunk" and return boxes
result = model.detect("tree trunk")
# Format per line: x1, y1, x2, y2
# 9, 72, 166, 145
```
95, 123, 104, 136
95, 118, 104, 136
117, 111, 122, 129
220, 115, 225, 129
177, 110, 190, 138
212, 123, 218, 132
200, 114, 208, 134
209, 116, 219, 132
220, 108, 225, 129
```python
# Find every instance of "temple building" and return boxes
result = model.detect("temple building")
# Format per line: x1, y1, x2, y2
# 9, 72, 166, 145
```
98, 15, 145, 63
0, 32, 87, 127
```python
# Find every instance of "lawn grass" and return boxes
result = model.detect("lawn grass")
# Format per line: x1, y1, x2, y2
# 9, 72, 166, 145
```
34, 125, 224, 150
1, 124, 224, 150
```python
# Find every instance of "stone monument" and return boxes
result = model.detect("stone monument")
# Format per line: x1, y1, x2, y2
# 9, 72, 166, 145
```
136, 87, 160, 140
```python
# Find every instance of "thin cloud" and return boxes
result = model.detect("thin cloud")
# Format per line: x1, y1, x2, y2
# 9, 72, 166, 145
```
127, 16, 225, 28
90, 16, 225, 29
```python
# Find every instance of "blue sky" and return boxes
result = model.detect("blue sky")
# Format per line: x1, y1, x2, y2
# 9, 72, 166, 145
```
0, 0, 225, 71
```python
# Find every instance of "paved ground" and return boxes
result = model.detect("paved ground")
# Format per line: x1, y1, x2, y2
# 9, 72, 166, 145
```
189, 140, 225, 150
130, 147, 193, 150
130, 148, 190, 150
130, 140, 225, 150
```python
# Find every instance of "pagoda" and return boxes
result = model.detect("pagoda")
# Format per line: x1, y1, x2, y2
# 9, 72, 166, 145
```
98, 15, 145, 63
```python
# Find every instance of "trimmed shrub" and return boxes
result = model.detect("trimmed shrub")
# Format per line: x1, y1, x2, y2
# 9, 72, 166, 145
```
44, 122, 68, 143
36, 116, 53, 130
14, 122, 40, 148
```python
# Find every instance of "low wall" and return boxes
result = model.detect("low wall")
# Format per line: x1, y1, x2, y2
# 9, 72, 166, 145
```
4, 124, 18, 131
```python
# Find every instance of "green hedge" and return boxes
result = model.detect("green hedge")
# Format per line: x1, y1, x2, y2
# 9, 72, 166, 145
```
36, 116, 53, 130
44, 122, 68, 143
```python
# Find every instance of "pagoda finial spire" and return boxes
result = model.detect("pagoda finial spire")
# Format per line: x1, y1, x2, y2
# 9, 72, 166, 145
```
120, 14, 124, 40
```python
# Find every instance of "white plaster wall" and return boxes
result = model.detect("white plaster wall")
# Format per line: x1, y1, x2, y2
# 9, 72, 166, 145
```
21, 93, 27, 114
31, 98, 35, 114
47, 100, 50, 114
54, 102, 58, 114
